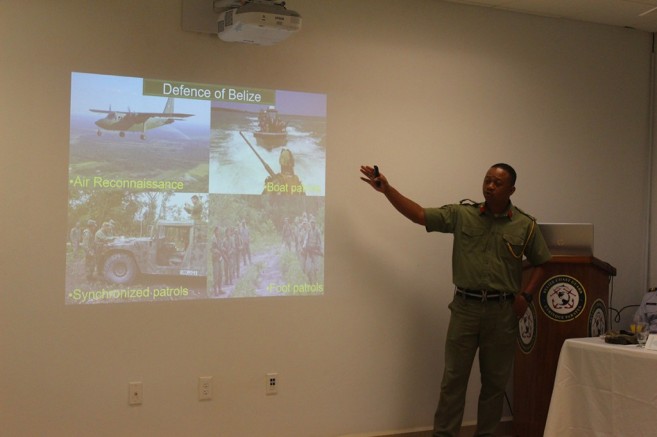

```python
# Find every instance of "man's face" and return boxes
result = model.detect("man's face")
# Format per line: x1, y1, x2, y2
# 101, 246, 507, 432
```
482, 167, 515, 206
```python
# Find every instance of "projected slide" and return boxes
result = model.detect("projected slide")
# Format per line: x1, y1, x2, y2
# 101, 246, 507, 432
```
66, 72, 326, 304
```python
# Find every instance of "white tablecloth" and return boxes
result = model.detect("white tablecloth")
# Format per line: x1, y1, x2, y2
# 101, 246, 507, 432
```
544, 337, 657, 436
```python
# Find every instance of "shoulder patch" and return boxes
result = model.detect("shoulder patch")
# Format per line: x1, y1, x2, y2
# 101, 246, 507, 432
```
459, 198, 480, 207
514, 206, 536, 222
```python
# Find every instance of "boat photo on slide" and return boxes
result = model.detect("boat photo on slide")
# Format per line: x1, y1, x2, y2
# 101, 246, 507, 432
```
254, 106, 287, 149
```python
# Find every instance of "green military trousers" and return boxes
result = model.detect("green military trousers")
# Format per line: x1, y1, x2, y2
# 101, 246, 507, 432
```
433, 293, 517, 437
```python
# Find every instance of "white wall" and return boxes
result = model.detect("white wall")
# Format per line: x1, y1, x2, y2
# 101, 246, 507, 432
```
1, 1, 653, 436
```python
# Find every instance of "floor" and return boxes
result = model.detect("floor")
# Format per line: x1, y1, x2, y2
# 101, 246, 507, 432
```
371, 420, 515, 437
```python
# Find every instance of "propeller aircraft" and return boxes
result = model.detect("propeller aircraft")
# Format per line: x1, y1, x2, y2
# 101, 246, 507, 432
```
90, 97, 193, 140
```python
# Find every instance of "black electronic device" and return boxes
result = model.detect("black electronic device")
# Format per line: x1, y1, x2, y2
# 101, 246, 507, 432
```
373, 165, 380, 187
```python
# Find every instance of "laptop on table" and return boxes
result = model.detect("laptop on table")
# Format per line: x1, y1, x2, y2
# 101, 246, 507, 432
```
538, 223, 594, 257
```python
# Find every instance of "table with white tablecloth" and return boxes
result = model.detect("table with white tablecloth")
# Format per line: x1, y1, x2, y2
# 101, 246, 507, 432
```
544, 337, 657, 436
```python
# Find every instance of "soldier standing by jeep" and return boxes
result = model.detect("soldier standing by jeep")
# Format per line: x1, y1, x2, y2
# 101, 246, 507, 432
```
184, 195, 203, 222
94, 221, 115, 277
82, 220, 97, 280
70, 221, 81, 257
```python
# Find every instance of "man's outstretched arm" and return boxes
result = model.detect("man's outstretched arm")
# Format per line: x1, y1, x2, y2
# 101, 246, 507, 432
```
360, 165, 426, 226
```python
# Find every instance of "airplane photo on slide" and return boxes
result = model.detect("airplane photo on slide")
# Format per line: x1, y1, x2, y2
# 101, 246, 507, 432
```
90, 97, 193, 140
69, 72, 212, 193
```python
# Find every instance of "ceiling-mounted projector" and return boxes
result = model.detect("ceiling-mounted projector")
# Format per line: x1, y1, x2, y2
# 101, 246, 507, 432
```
217, 0, 301, 46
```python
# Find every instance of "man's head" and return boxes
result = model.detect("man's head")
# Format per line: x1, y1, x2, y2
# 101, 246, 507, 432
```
482, 163, 516, 212
491, 163, 516, 186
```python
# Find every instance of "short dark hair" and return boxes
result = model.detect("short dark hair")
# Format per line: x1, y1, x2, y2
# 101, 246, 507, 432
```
491, 163, 517, 186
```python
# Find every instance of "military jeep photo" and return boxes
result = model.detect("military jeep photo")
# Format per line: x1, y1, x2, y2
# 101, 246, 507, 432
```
99, 220, 207, 285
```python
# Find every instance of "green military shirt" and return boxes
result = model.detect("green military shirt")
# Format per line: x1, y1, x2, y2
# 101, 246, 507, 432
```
94, 228, 114, 246
424, 201, 551, 294
185, 201, 203, 221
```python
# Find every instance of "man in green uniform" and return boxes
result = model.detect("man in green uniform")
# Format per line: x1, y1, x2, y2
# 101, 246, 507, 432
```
211, 225, 224, 296
360, 163, 551, 437
94, 221, 115, 278
184, 195, 203, 222
82, 220, 97, 280
69, 221, 81, 257
302, 218, 323, 282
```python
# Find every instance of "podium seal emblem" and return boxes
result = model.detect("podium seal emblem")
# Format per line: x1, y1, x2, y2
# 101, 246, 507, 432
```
588, 299, 607, 337
539, 275, 586, 322
517, 302, 537, 354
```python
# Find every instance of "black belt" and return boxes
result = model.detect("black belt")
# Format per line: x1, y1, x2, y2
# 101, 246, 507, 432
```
455, 287, 514, 302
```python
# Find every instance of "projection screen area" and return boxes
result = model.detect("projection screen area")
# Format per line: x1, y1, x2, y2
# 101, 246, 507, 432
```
66, 72, 327, 304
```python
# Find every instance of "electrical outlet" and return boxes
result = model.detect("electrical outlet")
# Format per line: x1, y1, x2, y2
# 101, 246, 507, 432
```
198, 376, 212, 400
129, 381, 143, 405
266, 373, 278, 395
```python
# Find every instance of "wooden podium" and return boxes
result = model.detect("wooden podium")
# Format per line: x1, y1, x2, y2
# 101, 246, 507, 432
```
513, 256, 616, 437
